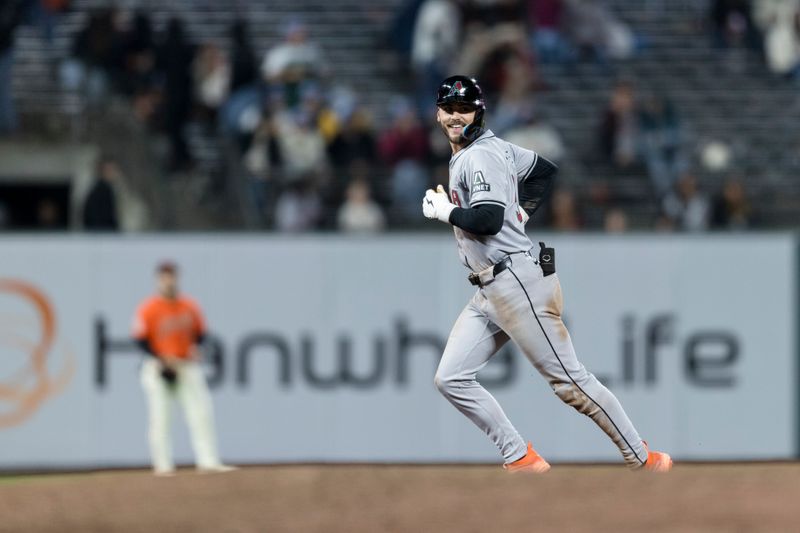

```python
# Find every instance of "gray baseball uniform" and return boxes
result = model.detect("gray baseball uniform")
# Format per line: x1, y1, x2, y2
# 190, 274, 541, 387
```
435, 129, 648, 467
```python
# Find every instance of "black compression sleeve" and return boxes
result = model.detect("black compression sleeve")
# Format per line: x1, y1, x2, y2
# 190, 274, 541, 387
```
448, 203, 505, 235
519, 156, 558, 216
136, 338, 158, 358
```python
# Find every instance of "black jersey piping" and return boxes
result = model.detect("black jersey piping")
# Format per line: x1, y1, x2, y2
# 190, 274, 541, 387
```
506, 266, 647, 466
519, 152, 539, 182
470, 199, 506, 209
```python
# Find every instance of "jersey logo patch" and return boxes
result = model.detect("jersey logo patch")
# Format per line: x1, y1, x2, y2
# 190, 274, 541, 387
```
471, 171, 491, 193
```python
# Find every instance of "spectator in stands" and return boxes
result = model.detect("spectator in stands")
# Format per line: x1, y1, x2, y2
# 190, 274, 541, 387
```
378, 98, 430, 222
24, 0, 71, 46
504, 108, 566, 163
299, 83, 340, 146
219, 83, 262, 146
491, 60, 538, 134
274, 179, 322, 232
379, 99, 430, 168
710, 0, 762, 50
131, 84, 161, 125
710, 177, 752, 229
82, 157, 121, 231
324, 101, 379, 216
453, 0, 534, 89
548, 188, 583, 230
63, 7, 126, 102
239, 114, 282, 226
662, 173, 711, 232
584, 180, 612, 227
638, 93, 688, 197
0, 0, 26, 134
753, 0, 800, 78
526, 0, 571, 64
462, 0, 525, 28
261, 18, 324, 109
564, 0, 637, 63
653, 212, 676, 232
193, 43, 230, 126
242, 115, 281, 179
480, 36, 541, 98
603, 207, 629, 233
457, 18, 538, 98
156, 17, 195, 172
36, 198, 63, 230
599, 80, 639, 168
273, 92, 329, 182
337, 179, 386, 233
219, 21, 260, 156
388, 0, 426, 64
229, 20, 258, 93
327, 106, 377, 171
389, 162, 430, 223
120, 10, 156, 96
411, 0, 462, 115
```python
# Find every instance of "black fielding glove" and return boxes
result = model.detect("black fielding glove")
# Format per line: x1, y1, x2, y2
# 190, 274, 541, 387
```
160, 366, 178, 387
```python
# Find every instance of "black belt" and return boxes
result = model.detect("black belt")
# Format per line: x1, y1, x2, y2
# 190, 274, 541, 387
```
468, 256, 513, 287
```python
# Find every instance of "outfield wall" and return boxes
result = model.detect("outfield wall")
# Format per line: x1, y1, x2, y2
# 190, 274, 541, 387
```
0, 234, 795, 468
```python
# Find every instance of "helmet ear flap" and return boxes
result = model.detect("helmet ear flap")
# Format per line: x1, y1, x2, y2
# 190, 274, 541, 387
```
461, 108, 485, 142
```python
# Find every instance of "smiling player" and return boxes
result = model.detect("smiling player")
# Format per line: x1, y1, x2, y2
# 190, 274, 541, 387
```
423, 75, 672, 473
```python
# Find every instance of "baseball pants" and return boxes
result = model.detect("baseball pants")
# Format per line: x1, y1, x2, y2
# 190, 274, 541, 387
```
434, 252, 648, 467
140, 358, 224, 472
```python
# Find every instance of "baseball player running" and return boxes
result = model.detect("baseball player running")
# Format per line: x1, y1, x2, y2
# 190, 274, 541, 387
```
422, 76, 672, 472
132, 261, 235, 476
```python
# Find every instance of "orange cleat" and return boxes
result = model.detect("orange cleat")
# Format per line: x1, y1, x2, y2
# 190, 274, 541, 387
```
642, 442, 673, 472
504, 442, 551, 474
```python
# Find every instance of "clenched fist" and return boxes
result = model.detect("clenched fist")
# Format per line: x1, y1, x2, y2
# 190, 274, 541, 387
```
422, 185, 455, 223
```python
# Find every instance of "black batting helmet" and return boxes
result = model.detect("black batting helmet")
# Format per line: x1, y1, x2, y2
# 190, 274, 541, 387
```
436, 75, 486, 142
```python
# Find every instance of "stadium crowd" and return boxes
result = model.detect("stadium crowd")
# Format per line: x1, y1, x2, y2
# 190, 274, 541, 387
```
1, 0, 792, 232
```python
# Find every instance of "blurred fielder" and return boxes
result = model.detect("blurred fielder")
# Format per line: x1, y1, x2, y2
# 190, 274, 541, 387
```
423, 75, 672, 473
132, 261, 235, 476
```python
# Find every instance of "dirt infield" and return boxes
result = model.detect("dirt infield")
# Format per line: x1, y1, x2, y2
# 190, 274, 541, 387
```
1, 463, 799, 533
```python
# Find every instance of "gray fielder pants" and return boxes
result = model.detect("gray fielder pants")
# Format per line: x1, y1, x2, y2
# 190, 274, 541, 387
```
434, 252, 648, 467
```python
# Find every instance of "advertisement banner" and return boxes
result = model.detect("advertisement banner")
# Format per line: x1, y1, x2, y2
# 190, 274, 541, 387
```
0, 234, 795, 467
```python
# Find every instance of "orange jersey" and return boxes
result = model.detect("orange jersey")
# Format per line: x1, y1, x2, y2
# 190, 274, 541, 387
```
132, 295, 206, 359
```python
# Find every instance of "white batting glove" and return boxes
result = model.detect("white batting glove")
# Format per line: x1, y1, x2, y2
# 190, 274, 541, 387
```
422, 185, 455, 224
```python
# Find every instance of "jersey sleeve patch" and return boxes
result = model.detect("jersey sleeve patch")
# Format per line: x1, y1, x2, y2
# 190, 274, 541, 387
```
451, 188, 463, 207
472, 171, 491, 193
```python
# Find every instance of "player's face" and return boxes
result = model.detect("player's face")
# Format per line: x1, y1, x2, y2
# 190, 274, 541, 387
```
436, 104, 478, 145
157, 272, 178, 299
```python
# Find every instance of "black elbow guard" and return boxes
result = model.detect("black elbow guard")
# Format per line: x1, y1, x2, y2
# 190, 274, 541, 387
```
530, 157, 558, 179
487, 216, 504, 235
519, 157, 557, 216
